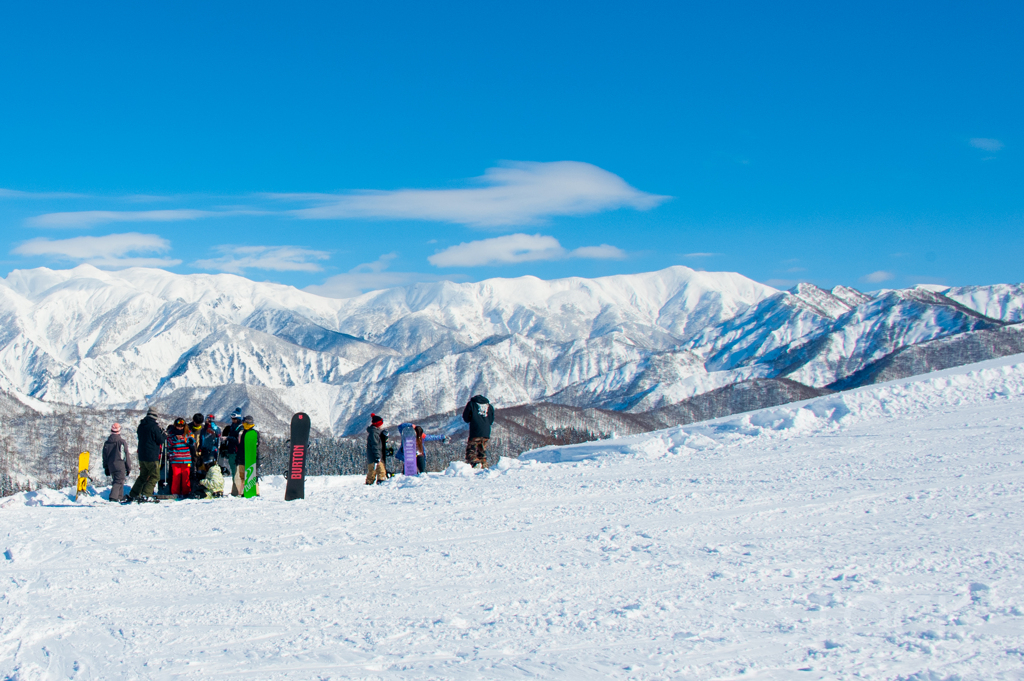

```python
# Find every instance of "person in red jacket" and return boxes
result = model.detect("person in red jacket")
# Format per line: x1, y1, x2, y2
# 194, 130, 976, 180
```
167, 417, 195, 497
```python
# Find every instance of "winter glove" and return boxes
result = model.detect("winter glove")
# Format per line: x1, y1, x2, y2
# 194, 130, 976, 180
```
104, 467, 110, 476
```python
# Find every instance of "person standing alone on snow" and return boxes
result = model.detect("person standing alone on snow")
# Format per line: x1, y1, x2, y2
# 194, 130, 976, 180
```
365, 413, 388, 484
462, 395, 495, 468
103, 423, 131, 502
128, 407, 165, 503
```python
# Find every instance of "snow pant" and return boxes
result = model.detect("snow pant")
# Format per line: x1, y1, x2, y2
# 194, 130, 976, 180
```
231, 465, 244, 496
465, 437, 489, 466
129, 460, 159, 499
108, 460, 127, 502
170, 463, 192, 496
365, 461, 387, 484
416, 454, 426, 474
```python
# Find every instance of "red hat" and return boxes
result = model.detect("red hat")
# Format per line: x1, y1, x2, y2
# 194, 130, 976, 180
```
110, 423, 121, 434
371, 413, 383, 425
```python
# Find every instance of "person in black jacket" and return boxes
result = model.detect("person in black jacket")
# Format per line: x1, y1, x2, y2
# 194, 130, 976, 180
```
128, 407, 165, 502
365, 413, 388, 485
102, 423, 131, 502
462, 395, 495, 468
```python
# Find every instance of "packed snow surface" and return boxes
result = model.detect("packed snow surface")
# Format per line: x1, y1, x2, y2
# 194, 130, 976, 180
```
2, 356, 1024, 679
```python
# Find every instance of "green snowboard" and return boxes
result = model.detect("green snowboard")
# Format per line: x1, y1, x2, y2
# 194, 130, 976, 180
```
242, 428, 259, 498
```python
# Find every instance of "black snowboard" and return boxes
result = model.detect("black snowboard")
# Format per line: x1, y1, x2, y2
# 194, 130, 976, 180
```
284, 412, 311, 501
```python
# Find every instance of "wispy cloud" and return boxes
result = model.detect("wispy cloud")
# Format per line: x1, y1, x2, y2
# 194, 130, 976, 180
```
305, 253, 459, 299
0, 188, 88, 199
278, 161, 669, 228
861, 270, 895, 284
12, 233, 181, 268
27, 209, 263, 229
194, 246, 330, 274
683, 252, 721, 258
969, 138, 1004, 152
427, 233, 626, 268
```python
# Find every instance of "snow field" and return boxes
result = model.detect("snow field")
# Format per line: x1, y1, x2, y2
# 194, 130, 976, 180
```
2, 357, 1024, 679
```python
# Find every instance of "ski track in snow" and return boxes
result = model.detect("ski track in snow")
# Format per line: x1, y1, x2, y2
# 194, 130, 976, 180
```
2, 358, 1024, 679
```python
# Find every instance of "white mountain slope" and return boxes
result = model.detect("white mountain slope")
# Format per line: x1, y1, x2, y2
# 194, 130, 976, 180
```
0, 264, 1020, 434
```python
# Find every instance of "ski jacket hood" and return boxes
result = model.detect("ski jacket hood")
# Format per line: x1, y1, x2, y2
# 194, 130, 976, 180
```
462, 395, 495, 439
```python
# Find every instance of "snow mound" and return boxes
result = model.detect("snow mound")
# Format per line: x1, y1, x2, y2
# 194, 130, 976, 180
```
522, 352, 1024, 463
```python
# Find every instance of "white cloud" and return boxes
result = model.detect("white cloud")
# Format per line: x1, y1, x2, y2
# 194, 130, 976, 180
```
26, 209, 265, 229
0, 188, 87, 199
969, 138, 1004, 152
12, 233, 181, 268
683, 252, 721, 258
305, 253, 458, 299
861, 270, 895, 284
194, 246, 330, 274
427, 233, 626, 268
280, 161, 669, 227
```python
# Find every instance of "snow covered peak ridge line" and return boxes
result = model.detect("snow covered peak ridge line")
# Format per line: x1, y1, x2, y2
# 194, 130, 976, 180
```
522, 353, 1024, 464
0, 263, 1022, 435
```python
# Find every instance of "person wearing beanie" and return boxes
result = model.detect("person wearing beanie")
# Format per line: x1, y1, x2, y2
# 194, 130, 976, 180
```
187, 413, 205, 493
167, 417, 194, 497
128, 407, 165, 502
223, 408, 245, 495
102, 423, 131, 502
235, 414, 260, 497
365, 413, 388, 485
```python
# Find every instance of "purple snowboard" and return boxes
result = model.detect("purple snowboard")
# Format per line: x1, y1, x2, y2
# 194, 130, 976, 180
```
399, 423, 417, 476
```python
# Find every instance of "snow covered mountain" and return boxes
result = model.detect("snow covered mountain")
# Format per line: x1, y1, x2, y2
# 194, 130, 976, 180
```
0, 264, 1020, 434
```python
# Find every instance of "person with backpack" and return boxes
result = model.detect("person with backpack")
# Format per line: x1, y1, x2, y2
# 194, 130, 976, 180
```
127, 407, 165, 503
365, 413, 388, 484
167, 417, 195, 497
102, 423, 131, 502
462, 395, 495, 468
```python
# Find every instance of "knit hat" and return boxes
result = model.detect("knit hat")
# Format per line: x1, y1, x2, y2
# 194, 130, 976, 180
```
371, 413, 383, 425
192, 413, 204, 427
231, 408, 242, 420
243, 415, 255, 425
146, 406, 158, 418
110, 423, 121, 434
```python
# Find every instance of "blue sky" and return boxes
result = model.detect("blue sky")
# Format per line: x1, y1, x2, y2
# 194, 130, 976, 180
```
0, 1, 1020, 295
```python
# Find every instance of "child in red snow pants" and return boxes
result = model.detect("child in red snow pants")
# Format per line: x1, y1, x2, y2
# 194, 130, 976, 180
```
170, 463, 192, 496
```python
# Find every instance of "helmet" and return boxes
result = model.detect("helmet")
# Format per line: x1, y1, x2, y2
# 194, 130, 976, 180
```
206, 413, 216, 422
173, 417, 186, 429
243, 415, 254, 425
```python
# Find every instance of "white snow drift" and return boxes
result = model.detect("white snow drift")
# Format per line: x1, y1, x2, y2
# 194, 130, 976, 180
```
1, 355, 1022, 678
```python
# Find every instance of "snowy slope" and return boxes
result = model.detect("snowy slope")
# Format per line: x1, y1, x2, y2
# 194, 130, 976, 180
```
0, 264, 1022, 434
1, 355, 1022, 679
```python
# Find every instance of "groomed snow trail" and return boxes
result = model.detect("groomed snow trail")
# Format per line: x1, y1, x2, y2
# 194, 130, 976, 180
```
2, 358, 1024, 679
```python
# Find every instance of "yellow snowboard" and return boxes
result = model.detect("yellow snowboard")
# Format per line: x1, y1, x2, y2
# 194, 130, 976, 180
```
75, 452, 90, 501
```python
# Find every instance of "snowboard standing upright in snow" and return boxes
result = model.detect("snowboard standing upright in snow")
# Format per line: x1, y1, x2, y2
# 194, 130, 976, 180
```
284, 413, 310, 500
241, 415, 260, 498
75, 452, 90, 501
398, 423, 417, 476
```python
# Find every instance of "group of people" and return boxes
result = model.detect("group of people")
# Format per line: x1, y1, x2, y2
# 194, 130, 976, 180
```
103, 406, 260, 503
100, 394, 497, 499
363, 394, 496, 485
